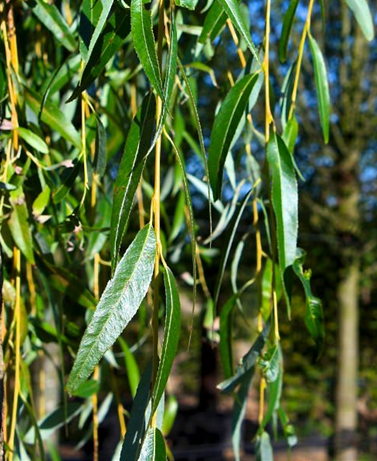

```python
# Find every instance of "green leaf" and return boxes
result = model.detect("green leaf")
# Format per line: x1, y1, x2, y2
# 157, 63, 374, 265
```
52, 160, 81, 204
33, 186, 51, 217
131, 0, 163, 98
256, 432, 274, 461
308, 34, 330, 144
25, 88, 81, 149
266, 133, 298, 272
258, 345, 280, 383
346, 0, 375, 41
219, 295, 237, 379
231, 368, 254, 461
198, 1, 227, 44
67, 225, 156, 395
152, 266, 181, 413
18, 127, 48, 154
176, 0, 199, 10
79, 0, 103, 60
74, 380, 100, 399
145, 16, 178, 159
69, 5, 131, 101
218, 322, 269, 393
260, 259, 282, 322
162, 396, 178, 436
86, 0, 115, 62
9, 188, 35, 264
120, 364, 152, 461
118, 337, 140, 398
279, 0, 299, 63
213, 188, 253, 306
137, 427, 166, 461
93, 115, 107, 177
216, 0, 259, 61
110, 94, 156, 268
32, 0, 76, 52
292, 248, 325, 358
208, 73, 259, 199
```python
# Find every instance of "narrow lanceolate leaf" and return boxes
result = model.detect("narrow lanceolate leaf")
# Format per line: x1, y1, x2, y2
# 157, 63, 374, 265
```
308, 34, 330, 144
137, 428, 166, 461
86, 0, 115, 62
198, 1, 227, 44
219, 295, 237, 379
79, 0, 102, 60
292, 249, 325, 358
9, 189, 35, 264
32, 0, 76, 52
152, 266, 181, 413
208, 73, 259, 200
67, 225, 156, 395
232, 368, 254, 461
120, 364, 153, 461
346, 0, 375, 41
18, 127, 48, 154
131, 0, 163, 98
218, 322, 269, 393
216, 0, 259, 61
267, 133, 298, 272
25, 88, 81, 149
145, 16, 178, 159
110, 94, 156, 269
279, 0, 299, 63
69, 5, 131, 101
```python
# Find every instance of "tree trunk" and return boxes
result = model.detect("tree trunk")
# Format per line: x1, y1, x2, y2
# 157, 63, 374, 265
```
334, 148, 360, 461
335, 260, 359, 461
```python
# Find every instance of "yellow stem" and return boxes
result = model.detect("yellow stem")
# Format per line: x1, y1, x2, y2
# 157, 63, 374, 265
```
258, 377, 267, 425
288, 0, 316, 120
263, 0, 273, 141
92, 367, 99, 461
227, 19, 247, 69
8, 247, 21, 461
26, 263, 36, 316
273, 290, 280, 341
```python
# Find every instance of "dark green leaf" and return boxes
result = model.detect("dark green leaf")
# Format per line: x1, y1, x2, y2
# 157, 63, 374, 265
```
279, 0, 299, 63
218, 322, 269, 393
131, 0, 163, 97
110, 94, 156, 268
266, 133, 298, 272
208, 73, 259, 199
219, 295, 237, 379
86, 0, 115, 62
79, 0, 103, 60
52, 160, 81, 204
69, 5, 131, 100
260, 259, 282, 322
231, 368, 254, 461
292, 248, 325, 357
120, 364, 152, 461
261, 348, 282, 428
25, 88, 81, 149
32, 0, 76, 52
346, 0, 374, 41
198, 1, 227, 44
308, 34, 330, 144
9, 188, 35, 264
67, 225, 156, 394
152, 265, 181, 413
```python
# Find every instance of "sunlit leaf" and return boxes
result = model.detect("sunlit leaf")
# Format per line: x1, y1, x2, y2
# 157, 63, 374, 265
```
67, 225, 156, 394
346, 0, 374, 41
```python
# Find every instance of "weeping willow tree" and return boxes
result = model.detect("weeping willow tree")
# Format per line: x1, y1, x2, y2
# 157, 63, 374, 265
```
0, 0, 374, 460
